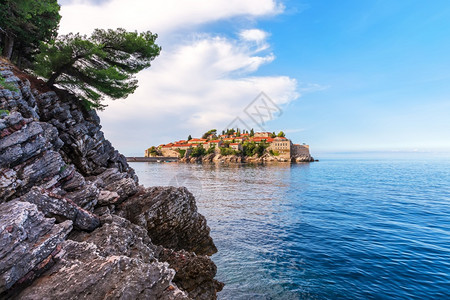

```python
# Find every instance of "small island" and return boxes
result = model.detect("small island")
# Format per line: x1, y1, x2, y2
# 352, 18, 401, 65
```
144, 129, 315, 163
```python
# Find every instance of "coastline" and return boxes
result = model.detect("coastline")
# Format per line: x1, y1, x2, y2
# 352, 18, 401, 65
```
127, 153, 316, 164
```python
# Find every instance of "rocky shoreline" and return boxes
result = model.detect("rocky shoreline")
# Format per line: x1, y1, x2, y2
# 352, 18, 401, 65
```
179, 153, 315, 164
0, 60, 223, 299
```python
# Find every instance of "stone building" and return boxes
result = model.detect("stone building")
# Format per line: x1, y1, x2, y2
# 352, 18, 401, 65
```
230, 143, 243, 151
267, 137, 291, 159
205, 140, 223, 149
254, 132, 272, 137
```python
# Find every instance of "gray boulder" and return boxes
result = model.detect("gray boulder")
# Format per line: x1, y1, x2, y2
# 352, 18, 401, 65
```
0, 201, 72, 295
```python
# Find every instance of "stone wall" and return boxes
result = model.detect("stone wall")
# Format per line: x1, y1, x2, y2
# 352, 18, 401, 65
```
292, 144, 310, 156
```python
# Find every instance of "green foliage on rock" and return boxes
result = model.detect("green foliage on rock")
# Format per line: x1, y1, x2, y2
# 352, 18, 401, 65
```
0, 0, 61, 62
277, 131, 285, 137
219, 147, 238, 156
34, 28, 161, 109
243, 141, 269, 157
148, 146, 160, 156
269, 149, 280, 156
177, 149, 186, 158
0, 109, 11, 118
190, 145, 206, 157
206, 147, 215, 154
0, 77, 18, 92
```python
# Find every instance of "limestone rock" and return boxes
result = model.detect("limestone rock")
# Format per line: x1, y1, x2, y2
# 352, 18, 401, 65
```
20, 188, 100, 232
117, 186, 217, 256
16, 240, 189, 300
17, 214, 189, 300
0, 200, 72, 295
158, 248, 224, 300
95, 168, 138, 203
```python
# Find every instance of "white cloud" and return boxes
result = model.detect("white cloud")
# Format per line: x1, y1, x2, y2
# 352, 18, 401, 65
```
59, 0, 284, 35
58, 0, 302, 155
98, 35, 298, 154
240, 29, 269, 42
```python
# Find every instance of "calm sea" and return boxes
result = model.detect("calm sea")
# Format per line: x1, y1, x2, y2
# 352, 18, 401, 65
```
129, 158, 450, 299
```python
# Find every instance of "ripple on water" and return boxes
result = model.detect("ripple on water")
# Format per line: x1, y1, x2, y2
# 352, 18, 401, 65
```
130, 159, 450, 299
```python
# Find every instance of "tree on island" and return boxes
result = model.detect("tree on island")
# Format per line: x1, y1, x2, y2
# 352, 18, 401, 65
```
187, 135, 192, 141
250, 128, 254, 137
147, 146, 160, 156
202, 129, 217, 139
277, 131, 285, 137
226, 128, 235, 136
34, 28, 161, 109
0, 0, 61, 64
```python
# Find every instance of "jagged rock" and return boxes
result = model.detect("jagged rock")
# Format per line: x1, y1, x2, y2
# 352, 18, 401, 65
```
201, 153, 215, 163
16, 240, 189, 300
95, 167, 138, 203
20, 188, 100, 232
293, 155, 314, 162
17, 214, 189, 300
212, 154, 242, 163
97, 190, 120, 206
117, 186, 217, 256
157, 248, 224, 300
0, 200, 72, 295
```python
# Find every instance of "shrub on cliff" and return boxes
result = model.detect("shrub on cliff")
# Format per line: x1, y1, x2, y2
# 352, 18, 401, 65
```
191, 145, 206, 157
177, 149, 187, 158
34, 28, 161, 109
219, 147, 237, 156
0, 77, 18, 92
243, 141, 269, 157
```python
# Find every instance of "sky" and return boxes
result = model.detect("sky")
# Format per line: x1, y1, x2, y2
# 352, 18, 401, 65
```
58, 0, 450, 157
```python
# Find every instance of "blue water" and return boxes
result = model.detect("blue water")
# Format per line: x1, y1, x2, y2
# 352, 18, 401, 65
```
130, 158, 450, 299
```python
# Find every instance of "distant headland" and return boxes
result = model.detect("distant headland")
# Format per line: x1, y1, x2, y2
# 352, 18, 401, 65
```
141, 129, 315, 163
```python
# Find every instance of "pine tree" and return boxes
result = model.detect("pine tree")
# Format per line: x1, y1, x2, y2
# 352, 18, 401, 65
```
34, 28, 161, 109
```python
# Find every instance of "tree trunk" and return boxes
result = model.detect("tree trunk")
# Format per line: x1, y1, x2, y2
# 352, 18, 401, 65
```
2, 36, 14, 60
47, 71, 61, 87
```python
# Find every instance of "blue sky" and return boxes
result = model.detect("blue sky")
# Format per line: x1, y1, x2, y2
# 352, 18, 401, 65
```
59, 0, 450, 156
